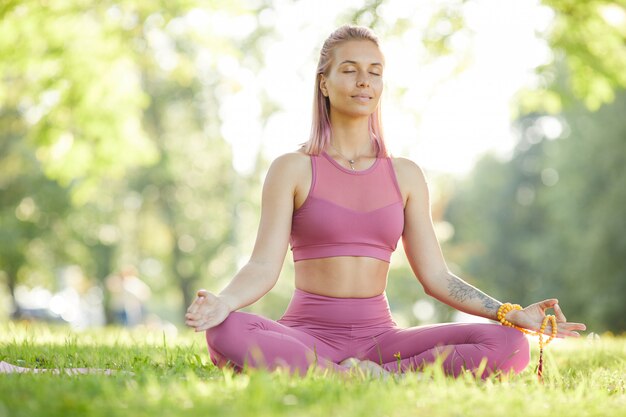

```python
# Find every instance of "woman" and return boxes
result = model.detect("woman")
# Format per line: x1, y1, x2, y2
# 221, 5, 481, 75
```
184, 25, 586, 377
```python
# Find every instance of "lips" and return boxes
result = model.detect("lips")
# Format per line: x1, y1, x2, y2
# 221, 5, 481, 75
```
352, 94, 372, 102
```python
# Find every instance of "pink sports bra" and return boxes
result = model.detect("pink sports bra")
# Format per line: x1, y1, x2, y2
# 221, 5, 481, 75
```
290, 151, 404, 263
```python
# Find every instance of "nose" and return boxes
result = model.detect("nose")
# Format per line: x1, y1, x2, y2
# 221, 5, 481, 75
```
356, 76, 369, 88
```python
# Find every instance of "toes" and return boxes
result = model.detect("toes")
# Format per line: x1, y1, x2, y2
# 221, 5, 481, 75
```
340, 357, 360, 367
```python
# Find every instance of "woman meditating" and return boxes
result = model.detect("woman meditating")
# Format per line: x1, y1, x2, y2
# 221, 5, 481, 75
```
184, 25, 586, 377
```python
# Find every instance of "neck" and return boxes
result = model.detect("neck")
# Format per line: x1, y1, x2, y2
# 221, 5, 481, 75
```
328, 115, 373, 157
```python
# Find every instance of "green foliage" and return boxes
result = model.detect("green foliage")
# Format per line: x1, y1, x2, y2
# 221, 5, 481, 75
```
0, 323, 624, 417
0, 0, 269, 320
0, 0, 158, 200
445, 92, 626, 332
1, 0, 625, 329
0, 134, 72, 302
532, 0, 626, 112
440, 1, 626, 332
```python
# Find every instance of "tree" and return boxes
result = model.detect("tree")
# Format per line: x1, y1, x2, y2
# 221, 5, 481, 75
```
445, 91, 626, 331
519, 0, 626, 113
0, 0, 268, 320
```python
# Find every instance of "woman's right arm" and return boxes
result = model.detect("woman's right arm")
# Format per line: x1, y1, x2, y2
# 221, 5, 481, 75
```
185, 153, 301, 331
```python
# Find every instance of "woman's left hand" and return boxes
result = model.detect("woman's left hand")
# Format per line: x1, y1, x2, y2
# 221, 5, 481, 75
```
506, 299, 586, 338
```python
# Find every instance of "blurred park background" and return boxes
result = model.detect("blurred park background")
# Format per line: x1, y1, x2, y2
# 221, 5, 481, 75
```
1, 0, 625, 334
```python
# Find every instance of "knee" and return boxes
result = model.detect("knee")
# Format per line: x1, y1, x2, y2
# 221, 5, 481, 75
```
508, 327, 530, 359
498, 327, 530, 373
205, 312, 249, 350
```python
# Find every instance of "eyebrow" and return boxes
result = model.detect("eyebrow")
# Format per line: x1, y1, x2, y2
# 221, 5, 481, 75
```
338, 60, 383, 67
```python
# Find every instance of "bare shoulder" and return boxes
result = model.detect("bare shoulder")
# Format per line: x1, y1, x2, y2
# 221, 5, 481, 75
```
263, 149, 311, 191
270, 148, 310, 168
390, 156, 428, 188
267, 149, 310, 177
391, 156, 431, 210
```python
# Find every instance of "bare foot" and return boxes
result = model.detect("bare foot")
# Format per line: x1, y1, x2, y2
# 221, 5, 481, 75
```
356, 360, 389, 379
339, 357, 360, 368
339, 358, 389, 379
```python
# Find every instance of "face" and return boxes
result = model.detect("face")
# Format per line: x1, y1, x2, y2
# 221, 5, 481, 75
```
320, 40, 384, 119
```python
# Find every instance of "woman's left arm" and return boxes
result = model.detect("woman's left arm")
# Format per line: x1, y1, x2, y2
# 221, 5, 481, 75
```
395, 158, 586, 337
396, 157, 500, 318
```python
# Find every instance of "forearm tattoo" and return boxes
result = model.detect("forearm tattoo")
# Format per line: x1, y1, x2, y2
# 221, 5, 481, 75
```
446, 275, 500, 313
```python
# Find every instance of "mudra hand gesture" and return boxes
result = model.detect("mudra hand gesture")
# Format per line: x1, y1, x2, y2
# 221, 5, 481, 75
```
506, 299, 586, 337
185, 290, 231, 332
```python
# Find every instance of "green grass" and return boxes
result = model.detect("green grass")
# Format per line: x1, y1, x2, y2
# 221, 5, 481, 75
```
0, 322, 624, 417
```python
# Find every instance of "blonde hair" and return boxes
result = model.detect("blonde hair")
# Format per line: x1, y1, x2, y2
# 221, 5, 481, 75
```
302, 25, 388, 157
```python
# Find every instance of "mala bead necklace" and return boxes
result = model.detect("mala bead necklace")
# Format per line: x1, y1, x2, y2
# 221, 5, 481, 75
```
497, 303, 558, 381
537, 314, 557, 378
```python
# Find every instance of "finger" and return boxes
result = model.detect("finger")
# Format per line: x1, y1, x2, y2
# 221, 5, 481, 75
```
190, 313, 228, 331
552, 322, 586, 338
193, 322, 215, 332
186, 308, 210, 321
185, 312, 200, 321
556, 329, 580, 338
557, 322, 586, 331
538, 298, 558, 310
565, 322, 587, 331
185, 310, 207, 321
185, 318, 206, 328
195, 320, 221, 332
554, 303, 567, 322
186, 296, 206, 315
186, 298, 200, 313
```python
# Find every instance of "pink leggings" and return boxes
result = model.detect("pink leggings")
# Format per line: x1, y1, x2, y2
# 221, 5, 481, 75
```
206, 289, 530, 377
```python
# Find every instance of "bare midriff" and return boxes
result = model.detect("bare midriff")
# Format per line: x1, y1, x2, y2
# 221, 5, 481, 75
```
294, 256, 389, 298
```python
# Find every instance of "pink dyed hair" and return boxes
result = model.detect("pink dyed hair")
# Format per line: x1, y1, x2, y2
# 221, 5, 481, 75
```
302, 25, 388, 157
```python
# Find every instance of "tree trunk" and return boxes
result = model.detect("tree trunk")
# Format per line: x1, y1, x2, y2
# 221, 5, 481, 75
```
6, 268, 17, 318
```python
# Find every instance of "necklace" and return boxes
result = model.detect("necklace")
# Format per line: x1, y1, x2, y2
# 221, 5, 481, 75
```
329, 142, 368, 171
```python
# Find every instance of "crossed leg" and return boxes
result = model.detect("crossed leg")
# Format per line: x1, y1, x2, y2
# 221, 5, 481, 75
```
360, 323, 530, 378
206, 312, 345, 375
206, 314, 530, 378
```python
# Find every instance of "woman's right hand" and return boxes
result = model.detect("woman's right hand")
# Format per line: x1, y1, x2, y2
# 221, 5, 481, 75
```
185, 289, 232, 332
